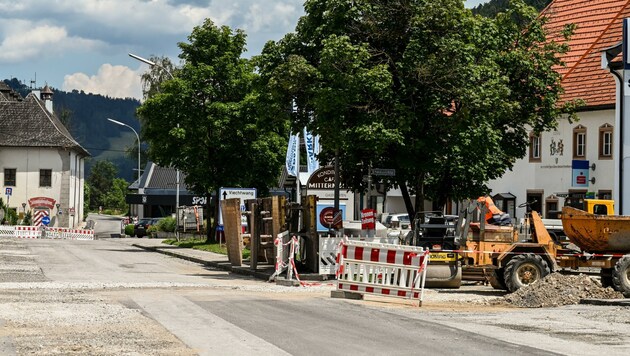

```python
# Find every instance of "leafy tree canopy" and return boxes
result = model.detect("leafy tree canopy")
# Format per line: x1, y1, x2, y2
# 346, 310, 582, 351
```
87, 160, 118, 210
137, 20, 288, 222
258, 0, 579, 218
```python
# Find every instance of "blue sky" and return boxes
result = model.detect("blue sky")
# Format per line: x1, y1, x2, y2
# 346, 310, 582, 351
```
0, 1, 487, 100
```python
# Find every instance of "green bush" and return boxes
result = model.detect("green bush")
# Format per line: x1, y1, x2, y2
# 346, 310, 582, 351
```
157, 217, 176, 232
147, 225, 158, 238
22, 211, 33, 226
124, 224, 134, 236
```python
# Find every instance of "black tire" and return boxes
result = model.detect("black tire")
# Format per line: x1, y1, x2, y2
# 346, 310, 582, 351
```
612, 256, 630, 297
504, 253, 550, 292
600, 268, 614, 288
489, 268, 508, 290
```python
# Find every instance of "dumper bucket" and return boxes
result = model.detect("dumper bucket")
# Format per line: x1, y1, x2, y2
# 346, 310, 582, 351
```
424, 252, 462, 288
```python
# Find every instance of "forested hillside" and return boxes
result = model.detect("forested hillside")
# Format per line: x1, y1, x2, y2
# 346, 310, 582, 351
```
472, 0, 551, 17
3, 78, 141, 181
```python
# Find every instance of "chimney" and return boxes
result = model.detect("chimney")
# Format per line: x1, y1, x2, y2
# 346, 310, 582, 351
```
40, 85, 53, 113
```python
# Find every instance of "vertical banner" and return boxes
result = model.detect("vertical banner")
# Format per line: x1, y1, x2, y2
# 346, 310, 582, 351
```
572, 160, 589, 187
286, 133, 300, 177
303, 127, 320, 173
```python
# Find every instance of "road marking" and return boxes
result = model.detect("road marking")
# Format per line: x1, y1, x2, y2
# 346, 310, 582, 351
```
133, 293, 290, 356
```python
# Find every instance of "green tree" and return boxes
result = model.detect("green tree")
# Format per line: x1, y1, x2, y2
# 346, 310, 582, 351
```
137, 19, 287, 240
139, 56, 178, 100
87, 160, 118, 210
22, 210, 32, 226
83, 183, 91, 221
259, 0, 579, 219
101, 178, 129, 212
472, 0, 551, 18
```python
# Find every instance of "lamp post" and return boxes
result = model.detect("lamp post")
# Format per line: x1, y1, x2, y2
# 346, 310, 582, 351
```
129, 53, 175, 79
107, 118, 141, 182
129, 53, 179, 238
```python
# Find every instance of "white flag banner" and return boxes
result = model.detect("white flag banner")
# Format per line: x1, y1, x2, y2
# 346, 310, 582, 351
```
286, 133, 300, 177
304, 127, 320, 173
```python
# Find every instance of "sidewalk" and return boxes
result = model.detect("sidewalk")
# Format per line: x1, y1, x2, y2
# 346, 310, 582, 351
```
117, 237, 278, 281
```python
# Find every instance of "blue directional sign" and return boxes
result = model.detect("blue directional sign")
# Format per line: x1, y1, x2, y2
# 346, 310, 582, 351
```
41, 216, 51, 226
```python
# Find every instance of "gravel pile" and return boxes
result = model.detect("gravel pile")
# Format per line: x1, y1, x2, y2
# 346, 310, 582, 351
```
504, 273, 623, 308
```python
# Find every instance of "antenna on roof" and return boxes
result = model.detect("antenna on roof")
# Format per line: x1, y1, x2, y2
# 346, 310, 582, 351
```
30, 73, 36, 89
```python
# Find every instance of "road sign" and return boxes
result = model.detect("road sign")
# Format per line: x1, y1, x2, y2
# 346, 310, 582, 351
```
218, 188, 257, 225
5, 187, 11, 196
42, 216, 51, 226
372, 168, 396, 177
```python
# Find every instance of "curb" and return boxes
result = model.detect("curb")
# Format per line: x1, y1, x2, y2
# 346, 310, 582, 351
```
580, 298, 630, 306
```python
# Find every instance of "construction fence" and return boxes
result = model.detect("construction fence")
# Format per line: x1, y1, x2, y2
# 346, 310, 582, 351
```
0, 225, 94, 240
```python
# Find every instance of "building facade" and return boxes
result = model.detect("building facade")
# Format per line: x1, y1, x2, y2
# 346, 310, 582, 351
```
0, 82, 89, 227
488, 0, 628, 220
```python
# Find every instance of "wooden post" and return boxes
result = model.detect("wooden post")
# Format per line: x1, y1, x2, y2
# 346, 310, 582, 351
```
250, 201, 259, 271
221, 198, 243, 266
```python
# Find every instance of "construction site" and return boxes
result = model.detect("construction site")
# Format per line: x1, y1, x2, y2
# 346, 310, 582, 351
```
218, 194, 630, 308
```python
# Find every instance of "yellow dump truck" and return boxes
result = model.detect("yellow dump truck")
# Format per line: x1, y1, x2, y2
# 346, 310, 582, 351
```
459, 198, 630, 297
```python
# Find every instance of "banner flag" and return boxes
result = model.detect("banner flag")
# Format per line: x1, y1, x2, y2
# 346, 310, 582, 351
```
304, 127, 320, 173
286, 133, 299, 177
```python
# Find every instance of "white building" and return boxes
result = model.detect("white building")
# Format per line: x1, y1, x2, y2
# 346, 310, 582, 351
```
0, 82, 89, 227
488, 0, 623, 220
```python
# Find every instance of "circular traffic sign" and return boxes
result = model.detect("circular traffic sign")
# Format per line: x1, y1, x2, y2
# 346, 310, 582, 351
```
42, 216, 51, 226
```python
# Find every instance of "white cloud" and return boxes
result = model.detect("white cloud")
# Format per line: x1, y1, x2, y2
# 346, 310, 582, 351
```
62, 64, 143, 100
0, 22, 102, 63
244, 2, 300, 33
0, 0, 305, 89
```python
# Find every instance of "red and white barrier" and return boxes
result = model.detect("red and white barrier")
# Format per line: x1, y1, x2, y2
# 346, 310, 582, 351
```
269, 232, 303, 283
335, 239, 430, 306
0, 226, 94, 240
14, 226, 41, 239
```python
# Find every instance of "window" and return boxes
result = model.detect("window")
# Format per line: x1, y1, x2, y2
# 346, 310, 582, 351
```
573, 125, 586, 158
545, 196, 560, 219
526, 191, 543, 215
529, 133, 541, 162
599, 124, 613, 159
4, 168, 16, 186
40, 169, 52, 187
598, 190, 612, 200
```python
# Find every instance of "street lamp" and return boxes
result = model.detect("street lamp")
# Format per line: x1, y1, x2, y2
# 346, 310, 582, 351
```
107, 118, 141, 182
129, 53, 179, 239
129, 53, 175, 80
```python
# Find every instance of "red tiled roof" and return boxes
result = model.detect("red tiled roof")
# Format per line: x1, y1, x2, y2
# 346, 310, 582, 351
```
542, 0, 630, 107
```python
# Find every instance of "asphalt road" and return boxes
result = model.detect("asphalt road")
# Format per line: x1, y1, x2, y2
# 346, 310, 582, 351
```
0, 230, 628, 354
9, 237, 555, 355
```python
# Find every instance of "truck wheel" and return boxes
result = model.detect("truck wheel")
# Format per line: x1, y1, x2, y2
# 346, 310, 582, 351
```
612, 256, 630, 297
504, 253, 550, 292
489, 268, 507, 290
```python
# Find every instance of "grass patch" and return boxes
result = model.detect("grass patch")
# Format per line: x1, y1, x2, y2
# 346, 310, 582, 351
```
163, 238, 251, 259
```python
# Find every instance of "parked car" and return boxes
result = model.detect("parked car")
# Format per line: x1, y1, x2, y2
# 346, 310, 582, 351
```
384, 213, 411, 229
134, 217, 163, 237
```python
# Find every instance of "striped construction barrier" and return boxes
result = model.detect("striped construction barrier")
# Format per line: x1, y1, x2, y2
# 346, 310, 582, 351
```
0, 226, 94, 240
319, 236, 403, 275
335, 239, 430, 306
14, 226, 41, 239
